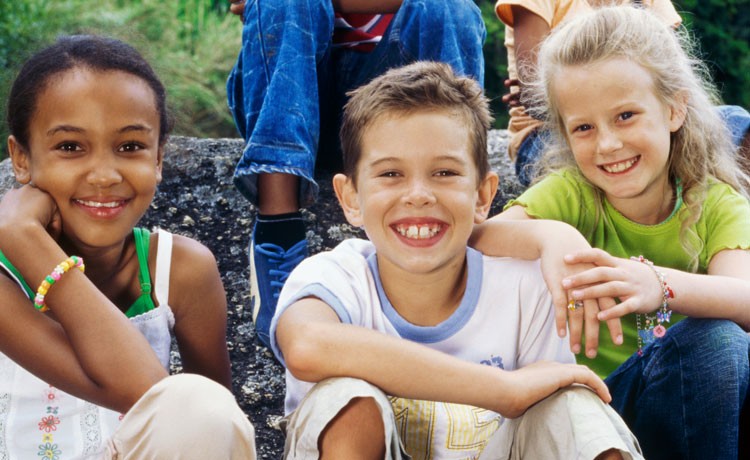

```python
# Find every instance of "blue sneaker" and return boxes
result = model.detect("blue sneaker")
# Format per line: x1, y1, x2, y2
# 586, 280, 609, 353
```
249, 237, 308, 349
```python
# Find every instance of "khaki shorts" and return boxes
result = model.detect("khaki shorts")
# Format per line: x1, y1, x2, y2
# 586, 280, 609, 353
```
283, 378, 642, 460
105, 374, 257, 459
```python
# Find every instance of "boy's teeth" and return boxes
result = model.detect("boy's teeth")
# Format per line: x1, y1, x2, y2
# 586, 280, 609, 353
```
398, 224, 440, 239
602, 158, 637, 173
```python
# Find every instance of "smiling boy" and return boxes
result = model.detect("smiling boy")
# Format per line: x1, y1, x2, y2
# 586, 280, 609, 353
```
269, 62, 640, 459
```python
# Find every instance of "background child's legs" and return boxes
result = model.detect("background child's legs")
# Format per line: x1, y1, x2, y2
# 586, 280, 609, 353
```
282, 377, 405, 460
332, 0, 485, 95
716, 105, 750, 156
106, 374, 256, 459
514, 128, 548, 186
226, 0, 336, 207
605, 318, 750, 460
716, 105, 750, 176
479, 386, 642, 460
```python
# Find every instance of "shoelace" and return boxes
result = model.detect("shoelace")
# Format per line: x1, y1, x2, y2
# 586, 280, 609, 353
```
266, 248, 306, 299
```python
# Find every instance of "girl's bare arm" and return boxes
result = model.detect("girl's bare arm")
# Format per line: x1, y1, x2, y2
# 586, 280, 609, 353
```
168, 234, 233, 389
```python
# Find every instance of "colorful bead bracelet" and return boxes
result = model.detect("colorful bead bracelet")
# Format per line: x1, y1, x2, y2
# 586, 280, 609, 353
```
34, 256, 85, 312
630, 255, 674, 354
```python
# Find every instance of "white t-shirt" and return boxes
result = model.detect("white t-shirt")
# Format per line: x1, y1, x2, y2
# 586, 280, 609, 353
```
270, 239, 574, 458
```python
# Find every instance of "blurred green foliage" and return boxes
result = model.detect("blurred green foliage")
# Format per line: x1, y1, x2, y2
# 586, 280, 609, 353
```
0, 0, 748, 159
0, 0, 239, 158
674, 0, 750, 107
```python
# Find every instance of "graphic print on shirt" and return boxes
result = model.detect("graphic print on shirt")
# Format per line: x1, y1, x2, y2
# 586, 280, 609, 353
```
388, 396, 501, 459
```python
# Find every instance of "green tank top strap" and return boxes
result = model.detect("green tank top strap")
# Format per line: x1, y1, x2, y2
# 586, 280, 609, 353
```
125, 227, 157, 318
0, 230, 157, 317
0, 249, 35, 300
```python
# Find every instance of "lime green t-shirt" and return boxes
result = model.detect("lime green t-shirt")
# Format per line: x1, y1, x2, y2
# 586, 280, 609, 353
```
506, 169, 750, 376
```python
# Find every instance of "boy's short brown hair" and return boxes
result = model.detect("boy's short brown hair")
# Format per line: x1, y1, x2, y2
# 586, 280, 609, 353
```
340, 61, 492, 185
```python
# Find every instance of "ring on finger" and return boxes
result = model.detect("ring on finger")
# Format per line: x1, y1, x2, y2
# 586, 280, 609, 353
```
567, 299, 583, 311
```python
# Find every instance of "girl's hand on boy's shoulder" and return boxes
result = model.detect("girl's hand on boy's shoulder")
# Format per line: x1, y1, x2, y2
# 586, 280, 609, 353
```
563, 249, 665, 321
0, 185, 61, 239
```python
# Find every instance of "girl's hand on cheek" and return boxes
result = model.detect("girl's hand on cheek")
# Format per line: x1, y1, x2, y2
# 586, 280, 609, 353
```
0, 185, 61, 238
563, 249, 665, 321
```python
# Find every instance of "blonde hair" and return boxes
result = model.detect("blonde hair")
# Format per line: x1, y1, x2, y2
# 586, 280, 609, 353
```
340, 61, 492, 186
527, 6, 750, 270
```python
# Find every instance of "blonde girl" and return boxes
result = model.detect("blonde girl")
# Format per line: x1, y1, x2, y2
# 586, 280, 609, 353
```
473, 6, 750, 459
0, 35, 255, 458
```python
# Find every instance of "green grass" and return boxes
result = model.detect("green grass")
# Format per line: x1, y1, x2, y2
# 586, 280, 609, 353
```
0, 0, 241, 159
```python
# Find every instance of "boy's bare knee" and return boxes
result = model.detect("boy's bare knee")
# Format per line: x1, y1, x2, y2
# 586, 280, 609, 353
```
595, 448, 624, 460
319, 397, 385, 460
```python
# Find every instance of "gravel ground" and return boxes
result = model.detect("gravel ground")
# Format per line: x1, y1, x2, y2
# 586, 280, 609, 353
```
0, 131, 519, 458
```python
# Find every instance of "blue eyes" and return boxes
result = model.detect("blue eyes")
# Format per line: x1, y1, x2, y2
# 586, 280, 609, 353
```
573, 112, 636, 133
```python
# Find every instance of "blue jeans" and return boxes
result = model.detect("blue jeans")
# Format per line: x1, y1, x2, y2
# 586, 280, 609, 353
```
604, 318, 750, 459
226, 0, 486, 207
515, 128, 547, 186
718, 105, 750, 148
515, 105, 750, 186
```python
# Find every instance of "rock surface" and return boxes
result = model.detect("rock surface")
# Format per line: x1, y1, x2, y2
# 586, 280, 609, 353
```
0, 131, 520, 457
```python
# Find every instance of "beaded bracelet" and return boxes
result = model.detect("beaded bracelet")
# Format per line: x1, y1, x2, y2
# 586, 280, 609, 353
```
630, 255, 674, 354
33, 256, 85, 312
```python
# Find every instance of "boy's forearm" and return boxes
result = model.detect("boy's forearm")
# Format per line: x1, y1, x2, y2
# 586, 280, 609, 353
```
281, 319, 612, 417
279, 314, 525, 415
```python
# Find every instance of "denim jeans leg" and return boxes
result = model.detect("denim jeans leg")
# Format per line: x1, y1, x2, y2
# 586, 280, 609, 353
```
385, 0, 485, 84
321, 0, 486, 165
515, 128, 548, 186
605, 318, 750, 460
333, 0, 485, 101
716, 105, 750, 148
226, 0, 335, 207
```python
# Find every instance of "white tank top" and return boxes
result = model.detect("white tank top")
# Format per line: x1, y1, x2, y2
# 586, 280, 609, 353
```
0, 229, 176, 459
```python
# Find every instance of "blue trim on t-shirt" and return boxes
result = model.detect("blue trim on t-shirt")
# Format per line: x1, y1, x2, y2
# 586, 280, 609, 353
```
366, 247, 483, 343
289, 283, 354, 325
269, 283, 354, 366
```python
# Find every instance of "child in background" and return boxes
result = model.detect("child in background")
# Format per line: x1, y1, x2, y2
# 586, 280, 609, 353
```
270, 61, 641, 459
472, 7, 750, 459
494, 0, 750, 185
0, 35, 255, 458
226, 0, 486, 350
